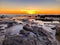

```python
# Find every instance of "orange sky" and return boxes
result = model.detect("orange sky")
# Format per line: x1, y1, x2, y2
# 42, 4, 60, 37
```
0, 9, 60, 14
0, 0, 60, 14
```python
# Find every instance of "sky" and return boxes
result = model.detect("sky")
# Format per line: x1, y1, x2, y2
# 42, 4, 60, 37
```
0, 0, 60, 14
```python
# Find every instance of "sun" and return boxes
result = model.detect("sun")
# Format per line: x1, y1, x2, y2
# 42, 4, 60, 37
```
27, 10, 36, 14
20, 9, 36, 14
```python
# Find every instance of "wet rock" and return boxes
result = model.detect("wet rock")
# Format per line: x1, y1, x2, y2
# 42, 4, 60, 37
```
2, 24, 57, 45
2, 35, 39, 45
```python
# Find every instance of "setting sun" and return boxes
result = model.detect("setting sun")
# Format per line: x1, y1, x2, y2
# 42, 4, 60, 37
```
27, 10, 36, 14
20, 10, 36, 14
